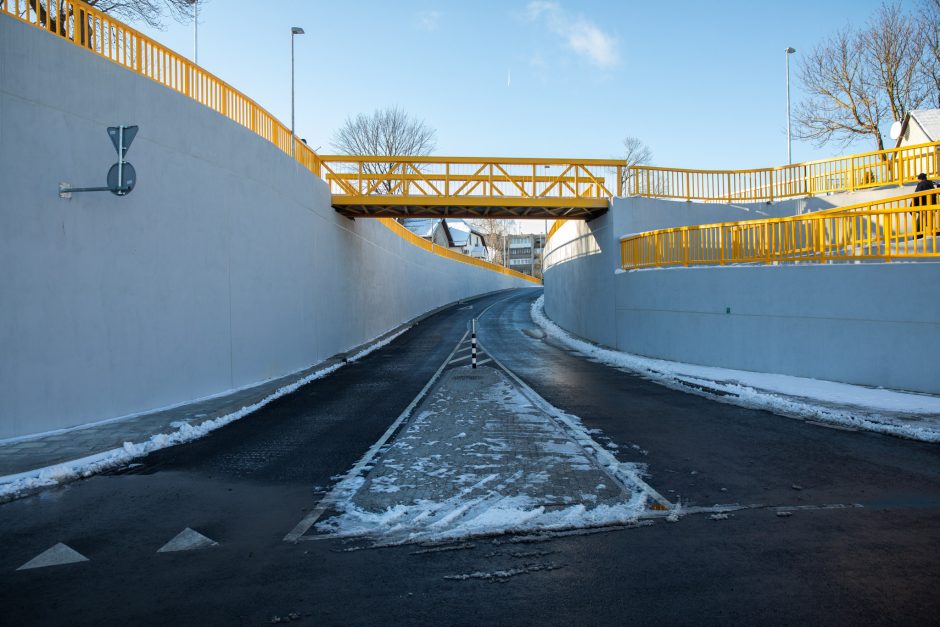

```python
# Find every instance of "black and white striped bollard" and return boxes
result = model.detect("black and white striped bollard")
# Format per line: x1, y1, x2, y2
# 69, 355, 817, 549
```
471, 318, 477, 369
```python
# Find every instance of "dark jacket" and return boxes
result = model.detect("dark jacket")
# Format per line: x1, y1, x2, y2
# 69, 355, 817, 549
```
913, 179, 935, 206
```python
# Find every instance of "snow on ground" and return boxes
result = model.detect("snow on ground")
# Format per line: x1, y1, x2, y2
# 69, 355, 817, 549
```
531, 296, 940, 443
0, 327, 412, 502
313, 367, 650, 544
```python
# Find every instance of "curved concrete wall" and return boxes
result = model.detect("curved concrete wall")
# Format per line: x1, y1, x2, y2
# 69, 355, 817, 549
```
0, 15, 531, 439
544, 196, 940, 394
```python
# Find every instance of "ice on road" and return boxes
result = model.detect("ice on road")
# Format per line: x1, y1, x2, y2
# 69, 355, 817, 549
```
315, 366, 648, 543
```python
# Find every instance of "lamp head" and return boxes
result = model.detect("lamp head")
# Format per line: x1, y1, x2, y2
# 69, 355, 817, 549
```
291, 27, 305, 35
786, 47, 796, 54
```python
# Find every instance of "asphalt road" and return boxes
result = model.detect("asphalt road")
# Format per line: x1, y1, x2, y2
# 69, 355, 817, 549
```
1, 287, 939, 626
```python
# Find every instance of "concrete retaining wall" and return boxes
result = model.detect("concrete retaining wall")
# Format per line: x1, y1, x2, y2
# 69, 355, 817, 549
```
0, 15, 531, 439
544, 197, 940, 394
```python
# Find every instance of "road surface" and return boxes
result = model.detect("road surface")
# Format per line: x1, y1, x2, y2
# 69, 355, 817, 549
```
2, 288, 938, 625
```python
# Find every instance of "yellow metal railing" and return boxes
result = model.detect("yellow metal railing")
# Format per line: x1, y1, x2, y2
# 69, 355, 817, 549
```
628, 142, 940, 202
319, 155, 624, 201
621, 190, 940, 269
1, 0, 321, 173
546, 219, 567, 241
2, 1, 543, 282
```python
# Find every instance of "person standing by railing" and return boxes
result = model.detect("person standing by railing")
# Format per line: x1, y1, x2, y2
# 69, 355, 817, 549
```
911, 173, 936, 239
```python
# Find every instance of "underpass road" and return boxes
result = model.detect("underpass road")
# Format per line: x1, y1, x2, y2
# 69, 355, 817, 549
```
1, 287, 939, 625
479, 290, 940, 511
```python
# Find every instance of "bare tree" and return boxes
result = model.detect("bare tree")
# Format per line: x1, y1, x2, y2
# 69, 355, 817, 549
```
85, 0, 196, 27
920, 0, 940, 107
464, 219, 514, 266
795, 2, 929, 153
795, 28, 889, 151
619, 136, 653, 192
331, 106, 436, 194
3, 0, 197, 30
866, 3, 929, 124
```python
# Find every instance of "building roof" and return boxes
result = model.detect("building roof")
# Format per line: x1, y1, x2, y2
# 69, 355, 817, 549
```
445, 219, 488, 249
400, 217, 489, 251
400, 218, 440, 238
897, 108, 940, 146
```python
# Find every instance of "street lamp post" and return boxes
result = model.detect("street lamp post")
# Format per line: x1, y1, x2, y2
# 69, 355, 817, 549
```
291, 26, 305, 158
184, 0, 200, 64
786, 47, 796, 164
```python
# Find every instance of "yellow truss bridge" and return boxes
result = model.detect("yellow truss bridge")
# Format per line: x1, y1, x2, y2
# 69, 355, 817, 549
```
317, 156, 619, 220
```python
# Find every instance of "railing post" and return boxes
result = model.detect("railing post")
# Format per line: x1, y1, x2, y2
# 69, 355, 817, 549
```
685, 172, 690, 202
683, 229, 689, 267
848, 158, 856, 192
764, 222, 770, 263
617, 166, 623, 197
815, 217, 823, 259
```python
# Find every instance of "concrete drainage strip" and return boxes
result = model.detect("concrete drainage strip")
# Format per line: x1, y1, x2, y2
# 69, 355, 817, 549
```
286, 326, 681, 546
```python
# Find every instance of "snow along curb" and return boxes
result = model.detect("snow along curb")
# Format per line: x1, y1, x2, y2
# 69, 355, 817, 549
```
531, 296, 940, 443
0, 327, 412, 503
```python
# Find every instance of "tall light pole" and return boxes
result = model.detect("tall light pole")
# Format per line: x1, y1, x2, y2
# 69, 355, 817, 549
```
185, 0, 199, 64
193, 0, 198, 65
291, 26, 305, 158
786, 47, 796, 164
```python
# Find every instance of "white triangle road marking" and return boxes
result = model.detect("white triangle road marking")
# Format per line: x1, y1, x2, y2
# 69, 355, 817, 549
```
157, 527, 219, 553
17, 543, 89, 571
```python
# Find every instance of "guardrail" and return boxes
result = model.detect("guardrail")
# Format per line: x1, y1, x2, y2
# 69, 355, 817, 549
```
2, 0, 543, 282
628, 142, 940, 203
1, 0, 321, 174
318, 156, 623, 200
546, 219, 567, 241
621, 190, 940, 269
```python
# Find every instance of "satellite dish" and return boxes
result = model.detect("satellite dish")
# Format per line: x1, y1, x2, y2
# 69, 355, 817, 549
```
889, 120, 903, 141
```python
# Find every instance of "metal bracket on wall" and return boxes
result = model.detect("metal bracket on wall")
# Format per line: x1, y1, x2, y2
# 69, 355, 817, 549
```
59, 125, 139, 198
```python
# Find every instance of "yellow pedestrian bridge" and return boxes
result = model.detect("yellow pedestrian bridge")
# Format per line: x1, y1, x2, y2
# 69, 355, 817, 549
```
6, 0, 940, 270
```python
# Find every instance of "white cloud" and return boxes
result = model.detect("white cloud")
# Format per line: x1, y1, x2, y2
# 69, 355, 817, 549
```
526, 1, 619, 68
416, 10, 442, 32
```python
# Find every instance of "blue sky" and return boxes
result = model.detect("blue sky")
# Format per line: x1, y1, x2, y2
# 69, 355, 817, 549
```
127, 0, 892, 170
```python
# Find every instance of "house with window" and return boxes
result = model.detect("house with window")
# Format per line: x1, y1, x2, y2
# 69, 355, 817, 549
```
894, 109, 940, 181
445, 219, 488, 259
506, 233, 546, 278
399, 218, 488, 259
895, 108, 940, 148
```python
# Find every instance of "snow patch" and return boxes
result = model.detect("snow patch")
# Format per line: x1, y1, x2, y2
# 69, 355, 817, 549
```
531, 296, 940, 442
0, 326, 412, 501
